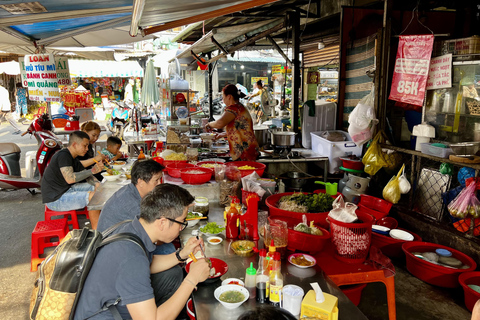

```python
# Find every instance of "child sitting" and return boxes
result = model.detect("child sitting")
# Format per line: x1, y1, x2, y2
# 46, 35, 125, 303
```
101, 136, 123, 161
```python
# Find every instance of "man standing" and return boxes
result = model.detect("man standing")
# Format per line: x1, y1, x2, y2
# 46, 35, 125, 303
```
74, 184, 210, 320
41, 131, 104, 215
0, 79, 22, 134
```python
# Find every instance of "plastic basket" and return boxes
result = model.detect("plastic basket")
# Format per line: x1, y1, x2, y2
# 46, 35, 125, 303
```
459, 272, 480, 312
359, 194, 393, 214
329, 211, 374, 263
420, 143, 453, 158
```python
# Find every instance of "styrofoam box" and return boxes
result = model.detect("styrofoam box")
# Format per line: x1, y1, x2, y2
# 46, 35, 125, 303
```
311, 131, 362, 174
420, 143, 453, 159
302, 100, 337, 149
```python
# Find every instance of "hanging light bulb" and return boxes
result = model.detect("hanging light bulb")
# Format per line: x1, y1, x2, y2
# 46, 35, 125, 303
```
241, 65, 245, 69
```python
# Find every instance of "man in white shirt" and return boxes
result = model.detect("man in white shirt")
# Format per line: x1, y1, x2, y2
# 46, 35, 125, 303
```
0, 79, 22, 134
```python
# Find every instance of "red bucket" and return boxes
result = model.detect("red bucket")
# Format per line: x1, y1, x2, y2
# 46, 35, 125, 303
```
329, 211, 374, 264
459, 272, 480, 312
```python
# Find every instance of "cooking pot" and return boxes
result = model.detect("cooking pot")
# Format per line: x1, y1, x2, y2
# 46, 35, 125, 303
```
269, 130, 297, 147
253, 125, 269, 148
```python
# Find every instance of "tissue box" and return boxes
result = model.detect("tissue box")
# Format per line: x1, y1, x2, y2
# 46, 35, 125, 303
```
301, 290, 339, 320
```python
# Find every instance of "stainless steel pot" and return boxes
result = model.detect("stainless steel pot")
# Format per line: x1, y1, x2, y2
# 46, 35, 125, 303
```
269, 130, 297, 147
253, 125, 269, 147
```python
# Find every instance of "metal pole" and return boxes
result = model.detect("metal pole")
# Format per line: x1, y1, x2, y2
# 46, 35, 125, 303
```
208, 53, 214, 121
289, 11, 301, 143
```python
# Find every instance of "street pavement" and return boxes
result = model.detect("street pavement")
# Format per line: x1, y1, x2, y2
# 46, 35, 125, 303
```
0, 121, 41, 319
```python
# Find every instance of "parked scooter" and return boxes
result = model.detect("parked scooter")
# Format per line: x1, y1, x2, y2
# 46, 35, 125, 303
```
200, 93, 226, 115
0, 113, 62, 194
107, 100, 131, 140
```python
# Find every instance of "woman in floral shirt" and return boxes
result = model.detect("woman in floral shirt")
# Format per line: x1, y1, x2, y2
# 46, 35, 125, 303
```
206, 84, 259, 161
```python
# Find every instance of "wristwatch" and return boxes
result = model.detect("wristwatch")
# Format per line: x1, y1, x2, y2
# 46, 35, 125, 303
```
175, 248, 187, 262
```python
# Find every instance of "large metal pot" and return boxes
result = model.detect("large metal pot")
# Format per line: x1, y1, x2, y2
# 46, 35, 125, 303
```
253, 125, 269, 147
269, 130, 297, 147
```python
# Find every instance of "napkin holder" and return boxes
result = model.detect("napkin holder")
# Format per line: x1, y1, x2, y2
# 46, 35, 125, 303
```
301, 290, 339, 320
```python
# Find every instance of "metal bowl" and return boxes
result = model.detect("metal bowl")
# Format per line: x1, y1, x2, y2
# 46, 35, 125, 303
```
449, 142, 480, 156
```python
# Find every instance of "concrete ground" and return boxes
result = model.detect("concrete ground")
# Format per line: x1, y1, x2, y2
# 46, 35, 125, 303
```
0, 122, 474, 320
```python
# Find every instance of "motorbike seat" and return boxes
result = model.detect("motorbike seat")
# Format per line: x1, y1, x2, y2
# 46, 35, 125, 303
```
0, 143, 21, 156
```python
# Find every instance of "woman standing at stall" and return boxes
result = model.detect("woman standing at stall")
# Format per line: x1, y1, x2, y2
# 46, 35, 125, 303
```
206, 84, 259, 161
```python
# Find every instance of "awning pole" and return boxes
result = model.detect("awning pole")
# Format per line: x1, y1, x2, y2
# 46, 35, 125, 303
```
289, 11, 301, 144
208, 53, 214, 121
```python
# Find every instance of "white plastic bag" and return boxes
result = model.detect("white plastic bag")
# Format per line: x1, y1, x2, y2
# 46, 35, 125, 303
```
348, 86, 379, 146
328, 195, 358, 223
398, 166, 411, 194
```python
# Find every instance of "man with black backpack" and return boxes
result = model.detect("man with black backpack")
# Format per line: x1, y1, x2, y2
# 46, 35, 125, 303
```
73, 184, 210, 320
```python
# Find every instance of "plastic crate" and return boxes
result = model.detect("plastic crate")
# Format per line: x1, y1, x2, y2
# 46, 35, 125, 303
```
310, 131, 362, 174
420, 143, 453, 159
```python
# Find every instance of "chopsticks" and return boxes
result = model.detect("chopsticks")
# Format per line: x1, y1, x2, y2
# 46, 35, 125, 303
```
188, 252, 197, 262
196, 235, 207, 259
97, 151, 111, 166
185, 217, 208, 221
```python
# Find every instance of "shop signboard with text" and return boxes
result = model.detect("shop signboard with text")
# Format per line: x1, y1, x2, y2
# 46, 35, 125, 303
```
389, 35, 434, 106
25, 54, 60, 102
426, 54, 452, 90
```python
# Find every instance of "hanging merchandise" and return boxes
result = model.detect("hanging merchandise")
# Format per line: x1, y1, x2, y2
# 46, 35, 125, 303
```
388, 35, 434, 106
348, 86, 379, 146
362, 131, 402, 175
398, 165, 411, 194
382, 164, 405, 204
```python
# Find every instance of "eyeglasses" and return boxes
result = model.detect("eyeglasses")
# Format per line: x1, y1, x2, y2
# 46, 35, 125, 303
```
164, 217, 188, 231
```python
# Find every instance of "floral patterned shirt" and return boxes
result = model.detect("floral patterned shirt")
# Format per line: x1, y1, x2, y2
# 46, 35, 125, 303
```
225, 103, 259, 161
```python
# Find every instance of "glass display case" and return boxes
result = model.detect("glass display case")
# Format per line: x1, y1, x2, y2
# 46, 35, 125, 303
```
425, 60, 480, 143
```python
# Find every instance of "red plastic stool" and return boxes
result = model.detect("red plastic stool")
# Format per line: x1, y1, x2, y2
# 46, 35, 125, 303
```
44, 205, 89, 230
31, 218, 69, 272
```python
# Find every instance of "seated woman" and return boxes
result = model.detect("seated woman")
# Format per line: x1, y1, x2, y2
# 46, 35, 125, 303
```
206, 84, 259, 161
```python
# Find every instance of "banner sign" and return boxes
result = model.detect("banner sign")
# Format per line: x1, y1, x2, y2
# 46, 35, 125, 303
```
55, 56, 72, 86
25, 54, 60, 102
389, 35, 434, 106
19, 57, 28, 88
251, 77, 269, 86
426, 54, 452, 90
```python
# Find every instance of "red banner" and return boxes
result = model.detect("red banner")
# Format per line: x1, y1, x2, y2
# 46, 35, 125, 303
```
389, 35, 434, 106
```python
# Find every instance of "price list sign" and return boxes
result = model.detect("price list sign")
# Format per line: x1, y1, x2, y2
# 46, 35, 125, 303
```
389, 35, 434, 106
25, 54, 60, 102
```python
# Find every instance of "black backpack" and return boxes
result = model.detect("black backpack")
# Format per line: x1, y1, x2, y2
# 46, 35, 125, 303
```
29, 220, 147, 320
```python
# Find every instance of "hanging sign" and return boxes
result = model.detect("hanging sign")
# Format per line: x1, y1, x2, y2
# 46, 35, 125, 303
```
251, 77, 268, 86
19, 57, 28, 88
55, 56, 71, 86
389, 35, 434, 106
25, 54, 60, 102
426, 54, 452, 90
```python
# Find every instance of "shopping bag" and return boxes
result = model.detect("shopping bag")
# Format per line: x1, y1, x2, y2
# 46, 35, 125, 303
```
383, 164, 404, 204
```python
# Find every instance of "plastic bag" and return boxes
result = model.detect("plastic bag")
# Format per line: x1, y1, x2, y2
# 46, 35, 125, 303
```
363, 131, 401, 175
328, 194, 358, 223
447, 182, 480, 219
398, 165, 411, 194
382, 166, 403, 204
348, 87, 379, 146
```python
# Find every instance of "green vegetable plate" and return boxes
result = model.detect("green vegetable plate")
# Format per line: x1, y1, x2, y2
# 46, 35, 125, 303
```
339, 166, 364, 174
199, 222, 225, 235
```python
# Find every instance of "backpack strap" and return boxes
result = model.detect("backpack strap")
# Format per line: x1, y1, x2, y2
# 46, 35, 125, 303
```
101, 220, 133, 238
100, 233, 148, 257
85, 297, 123, 320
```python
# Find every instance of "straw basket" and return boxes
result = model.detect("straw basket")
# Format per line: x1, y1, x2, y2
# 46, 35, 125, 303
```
466, 98, 480, 115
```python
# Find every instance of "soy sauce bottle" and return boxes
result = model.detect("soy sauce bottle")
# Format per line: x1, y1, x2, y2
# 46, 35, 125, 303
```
256, 249, 269, 303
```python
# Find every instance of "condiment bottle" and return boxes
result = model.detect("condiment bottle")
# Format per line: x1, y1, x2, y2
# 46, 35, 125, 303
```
138, 148, 146, 160
266, 239, 276, 272
245, 262, 256, 299
269, 252, 283, 307
226, 202, 239, 239
256, 249, 269, 303
278, 179, 285, 193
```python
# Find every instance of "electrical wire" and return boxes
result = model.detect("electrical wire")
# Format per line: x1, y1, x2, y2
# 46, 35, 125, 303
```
399, 0, 434, 35
300, 0, 312, 39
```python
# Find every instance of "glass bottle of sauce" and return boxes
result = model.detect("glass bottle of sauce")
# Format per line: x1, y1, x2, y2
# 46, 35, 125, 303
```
245, 262, 256, 299
266, 239, 276, 272
226, 202, 239, 239
269, 252, 283, 307
256, 249, 269, 303
138, 148, 146, 160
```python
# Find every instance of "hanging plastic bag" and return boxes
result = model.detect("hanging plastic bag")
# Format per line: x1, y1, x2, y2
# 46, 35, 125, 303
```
398, 165, 411, 194
362, 132, 389, 175
348, 87, 379, 146
383, 166, 403, 204
328, 194, 358, 223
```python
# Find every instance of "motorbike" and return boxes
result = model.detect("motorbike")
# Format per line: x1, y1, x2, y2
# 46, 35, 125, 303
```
200, 93, 226, 115
0, 113, 62, 194
107, 100, 131, 140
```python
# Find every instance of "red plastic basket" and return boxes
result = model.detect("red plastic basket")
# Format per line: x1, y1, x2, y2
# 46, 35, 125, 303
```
459, 272, 480, 312
357, 204, 388, 220
180, 167, 212, 185
166, 162, 196, 178
329, 211, 374, 264
225, 161, 266, 180
371, 228, 422, 258
402, 241, 477, 288
340, 157, 364, 171
359, 194, 393, 214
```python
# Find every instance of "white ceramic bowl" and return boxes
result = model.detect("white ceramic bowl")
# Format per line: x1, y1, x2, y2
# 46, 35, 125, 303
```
214, 284, 249, 309
101, 172, 121, 182
221, 278, 245, 287
111, 161, 126, 170
207, 236, 223, 245
389, 229, 414, 241
186, 212, 203, 228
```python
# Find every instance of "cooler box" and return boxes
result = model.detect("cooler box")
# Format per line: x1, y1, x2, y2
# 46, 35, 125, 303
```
302, 100, 337, 149
311, 131, 362, 174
